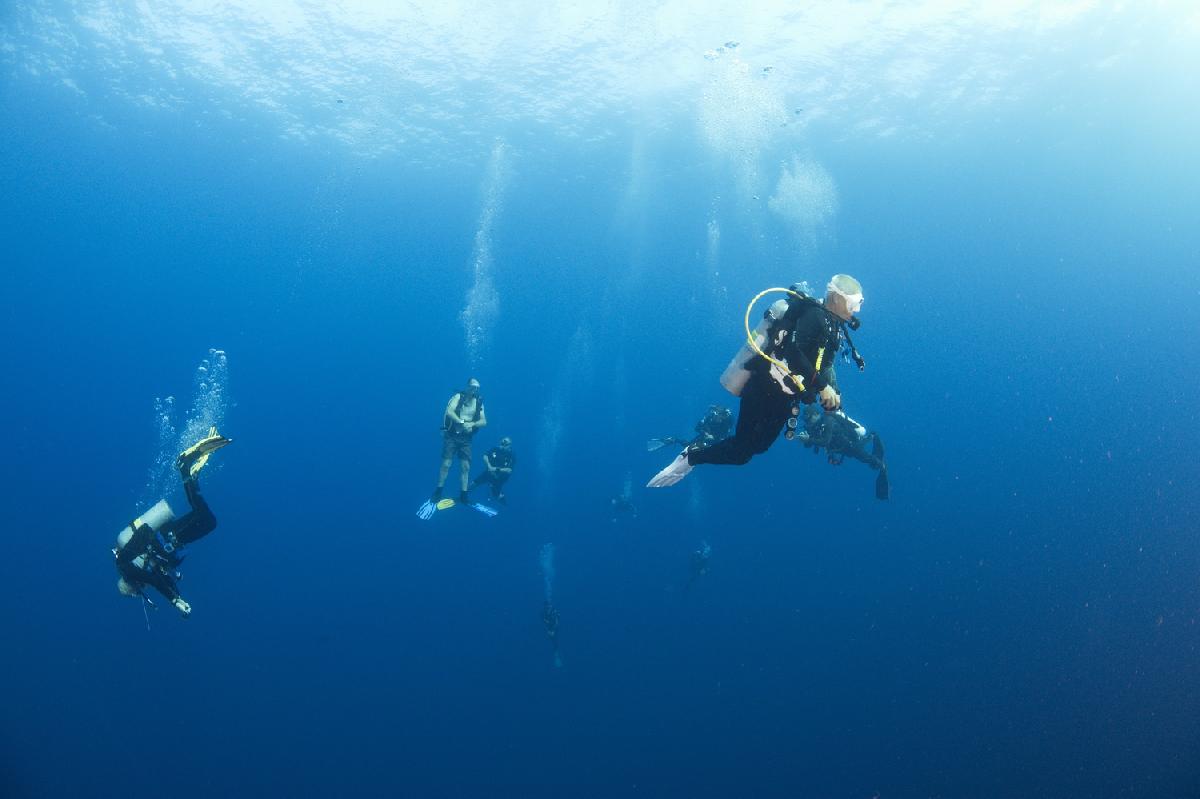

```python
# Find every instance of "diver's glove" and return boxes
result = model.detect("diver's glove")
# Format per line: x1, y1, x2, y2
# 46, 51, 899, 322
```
647, 450, 693, 488
172, 597, 192, 617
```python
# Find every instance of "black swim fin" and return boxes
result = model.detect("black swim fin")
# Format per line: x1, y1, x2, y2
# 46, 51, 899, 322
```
875, 467, 890, 501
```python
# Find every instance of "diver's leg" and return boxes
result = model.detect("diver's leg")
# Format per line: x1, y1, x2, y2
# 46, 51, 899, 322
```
870, 434, 886, 464
875, 465, 890, 500
491, 474, 508, 500
456, 440, 472, 498
843, 443, 876, 467
436, 435, 453, 490
858, 434, 885, 470
690, 377, 790, 466
165, 479, 218, 547
687, 433, 754, 465
688, 386, 766, 465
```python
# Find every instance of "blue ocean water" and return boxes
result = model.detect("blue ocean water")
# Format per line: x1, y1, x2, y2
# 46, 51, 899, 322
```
1, 3, 1198, 797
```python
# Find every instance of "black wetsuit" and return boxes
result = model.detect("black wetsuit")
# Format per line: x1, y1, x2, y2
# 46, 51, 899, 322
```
115, 478, 217, 602
470, 446, 515, 499
691, 299, 844, 466
162, 479, 217, 546
686, 547, 712, 590
806, 414, 883, 468
657, 408, 734, 451
691, 408, 733, 448
803, 412, 890, 499
115, 524, 182, 602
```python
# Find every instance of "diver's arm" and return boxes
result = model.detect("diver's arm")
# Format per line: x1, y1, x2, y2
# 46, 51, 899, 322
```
138, 565, 181, 603
114, 545, 139, 568
814, 365, 841, 409
783, 311, 831, 392
475, 406, 487, 430
444, 394, 463, 425
114, 523, 155, 568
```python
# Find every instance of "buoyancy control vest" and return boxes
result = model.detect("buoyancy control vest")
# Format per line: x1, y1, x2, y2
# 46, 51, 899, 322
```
444, 392, 484, 437
721, 287, 865, 397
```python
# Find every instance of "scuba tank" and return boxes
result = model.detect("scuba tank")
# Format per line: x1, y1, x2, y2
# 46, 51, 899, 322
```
114, 499, 176, 551
114, 499, 178, 596
720, 298, 789, 396
721, 283, 866, 398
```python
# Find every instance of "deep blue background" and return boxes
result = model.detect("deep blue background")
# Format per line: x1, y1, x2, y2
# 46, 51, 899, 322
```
2, 13, 1199, 799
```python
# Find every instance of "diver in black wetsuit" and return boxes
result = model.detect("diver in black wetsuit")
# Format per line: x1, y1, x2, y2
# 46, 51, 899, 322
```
686, 540, 712, 590
798, 405, 890, 500
542, 600, 562, 666
647, 405, 734, 453
610, 495, 637, 522
648, 274, 867, 487
114, 428, 231, 616
468, 436, 515, 503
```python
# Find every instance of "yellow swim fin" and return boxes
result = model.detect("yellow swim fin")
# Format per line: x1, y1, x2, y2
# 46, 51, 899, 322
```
177, 426, 233, 479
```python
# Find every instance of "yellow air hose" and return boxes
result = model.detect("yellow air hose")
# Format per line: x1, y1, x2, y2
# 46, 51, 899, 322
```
743, 287, 807, 394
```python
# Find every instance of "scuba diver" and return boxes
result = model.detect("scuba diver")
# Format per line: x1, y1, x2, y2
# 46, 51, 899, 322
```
796, 405, 890, 500
113, 427, 232, 618
468, 436, 515, 504
430, 378, 487, 504
685, 540, 712, 591
542, 600, 562, 666
610, 495, 638, 522
542, 600, 559, 641
647, 404, 734, 453
648, 274, 867, 488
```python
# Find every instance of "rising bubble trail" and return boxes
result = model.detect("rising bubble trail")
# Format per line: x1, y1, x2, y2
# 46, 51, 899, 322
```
540, 542, 556, 602
461, 141, 511, 368
178, 349, 231, 451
